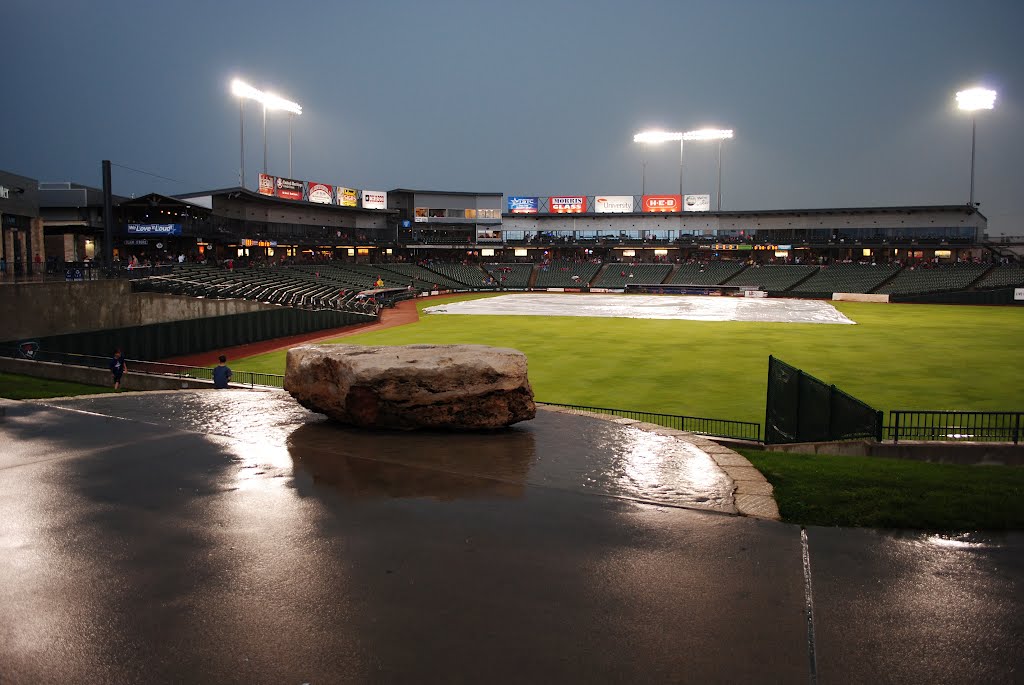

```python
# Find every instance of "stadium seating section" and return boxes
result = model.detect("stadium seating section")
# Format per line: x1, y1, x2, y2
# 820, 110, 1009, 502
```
128, 260, 1020, 314
482, 263, 534, 288
791, 263, 901, 294
532, 261, 602, 288
132, 264, 382, 313
973, 265, 1024, 290
418, 263, 496, 288
669, 262, 746, 285
592, 264, 672, 288
875, 263, 989, 295
723, 265, 819, 291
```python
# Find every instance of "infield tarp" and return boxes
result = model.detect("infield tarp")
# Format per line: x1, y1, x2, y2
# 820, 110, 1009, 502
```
425, 293, 856, 324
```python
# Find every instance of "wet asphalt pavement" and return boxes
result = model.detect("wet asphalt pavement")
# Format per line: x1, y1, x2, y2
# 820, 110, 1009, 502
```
1, 392, 1022, 684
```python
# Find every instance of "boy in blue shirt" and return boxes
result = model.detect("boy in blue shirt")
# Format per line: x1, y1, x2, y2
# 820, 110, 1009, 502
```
213, 355, 232, 389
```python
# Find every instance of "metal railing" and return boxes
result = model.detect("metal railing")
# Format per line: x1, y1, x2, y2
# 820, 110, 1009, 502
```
889, 411, 1023, 444
1, 347, 286, 389
539, 402, 762, 442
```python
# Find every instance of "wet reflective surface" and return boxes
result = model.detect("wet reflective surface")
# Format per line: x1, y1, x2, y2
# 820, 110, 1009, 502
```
425, 293, 856, 324
3, 395, 1022, 684
40, 390, 734, 511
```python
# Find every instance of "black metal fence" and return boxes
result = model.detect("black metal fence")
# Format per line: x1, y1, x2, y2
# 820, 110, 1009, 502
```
539, 402, 762, 442
0, 348, 286, 389
765, 356, 883, 444
889, 411, 1023, 444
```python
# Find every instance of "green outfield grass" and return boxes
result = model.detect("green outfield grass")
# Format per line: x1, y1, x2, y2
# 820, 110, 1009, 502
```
233, 296, 1024, 425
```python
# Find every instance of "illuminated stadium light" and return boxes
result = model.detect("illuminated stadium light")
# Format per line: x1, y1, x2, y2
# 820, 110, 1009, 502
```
956, 87, 996, 111
230, 78, 303, 179
684, 128, 735, 210
634, 130, 683, 144
954, 87, 997, 206
682, 128, 734, 141
634, 130, 685, 199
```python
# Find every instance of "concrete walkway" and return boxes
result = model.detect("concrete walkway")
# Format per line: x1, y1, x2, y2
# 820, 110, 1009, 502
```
1, 395, 1022, 684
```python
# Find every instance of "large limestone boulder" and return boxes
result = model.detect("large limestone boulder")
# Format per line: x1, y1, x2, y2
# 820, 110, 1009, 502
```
284, 344, 536, 430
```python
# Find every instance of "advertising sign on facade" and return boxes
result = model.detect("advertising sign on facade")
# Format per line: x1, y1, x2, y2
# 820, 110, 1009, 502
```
275, 177, 304, 201
549, 196, 585, 213
642, 195, 681, 212
308, 182, 334, 204
684, 194, 711, 212
507, 196, 538, 214
594, 195, 634, 213
127, 223, 182, 235
258, 173, 275, 196
337, 187, 358, 207
362, 190, 387, 210
1015, 288, 1024, 301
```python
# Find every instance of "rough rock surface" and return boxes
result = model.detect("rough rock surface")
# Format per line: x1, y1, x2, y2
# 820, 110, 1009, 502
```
284, 344, 536, 430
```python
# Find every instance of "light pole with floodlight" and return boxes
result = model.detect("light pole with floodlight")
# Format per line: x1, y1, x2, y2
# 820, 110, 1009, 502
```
634, 130, 685, 199
682, 128, 734, 210
955, 87, 996, 207
230, 79, 303, 185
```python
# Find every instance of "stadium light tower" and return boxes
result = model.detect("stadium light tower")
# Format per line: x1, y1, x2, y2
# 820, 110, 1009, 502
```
955, 87, 996, 207
683, 128, 734, 211
634, 130, 685, 198
230, 78, 303, 181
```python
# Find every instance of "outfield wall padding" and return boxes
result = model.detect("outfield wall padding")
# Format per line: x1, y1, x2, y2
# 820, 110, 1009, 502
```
833, 293, 890, 303
2, 308, 373, 361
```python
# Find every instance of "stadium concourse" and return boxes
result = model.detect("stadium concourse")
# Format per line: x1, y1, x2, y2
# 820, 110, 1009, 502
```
3, 387, 1023, 683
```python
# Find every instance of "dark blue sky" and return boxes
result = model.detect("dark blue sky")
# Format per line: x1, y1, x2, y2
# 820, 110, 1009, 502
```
6, 0, 1023, 235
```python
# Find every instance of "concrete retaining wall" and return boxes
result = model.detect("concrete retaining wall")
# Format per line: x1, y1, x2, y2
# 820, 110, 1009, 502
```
0, 280, 276, 340
0, 356, 216, 392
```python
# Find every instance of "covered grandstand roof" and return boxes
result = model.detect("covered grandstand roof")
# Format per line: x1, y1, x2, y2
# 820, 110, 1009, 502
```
175, 187, 399, 214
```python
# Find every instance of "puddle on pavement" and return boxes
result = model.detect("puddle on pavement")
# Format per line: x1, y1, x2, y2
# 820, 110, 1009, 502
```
40, 390, 734, 511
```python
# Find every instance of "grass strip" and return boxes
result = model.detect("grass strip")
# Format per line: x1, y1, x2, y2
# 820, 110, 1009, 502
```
739, 448, 1024, 531
0, 372, 117, 400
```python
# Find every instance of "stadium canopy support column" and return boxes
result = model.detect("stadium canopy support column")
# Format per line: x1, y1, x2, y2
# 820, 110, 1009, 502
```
239, 99, 245, 189
717, 139, 723, 211
969, 116, 976, 206
678, 138, 684, 199
102, 160, 113, 268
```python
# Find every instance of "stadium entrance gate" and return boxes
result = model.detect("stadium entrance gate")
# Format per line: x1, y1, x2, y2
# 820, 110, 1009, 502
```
764, 356, 883, 445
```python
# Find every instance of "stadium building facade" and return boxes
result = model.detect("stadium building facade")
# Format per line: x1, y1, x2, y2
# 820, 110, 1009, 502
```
499, 199, 987, 264
0, 170, 42, 276
0, 163, 1000, 269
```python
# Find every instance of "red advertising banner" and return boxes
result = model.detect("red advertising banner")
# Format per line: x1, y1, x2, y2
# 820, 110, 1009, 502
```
275, 176, 304, 201
258, 173, 275, 196
642, 194, 681, 212
308, 182, 334, 204
549, 196, 585, 213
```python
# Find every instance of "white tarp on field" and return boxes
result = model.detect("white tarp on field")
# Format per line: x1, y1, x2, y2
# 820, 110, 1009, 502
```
425, 293, 856, 324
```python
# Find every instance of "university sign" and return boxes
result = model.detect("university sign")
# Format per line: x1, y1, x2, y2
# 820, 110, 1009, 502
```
594, 195, 634, 213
